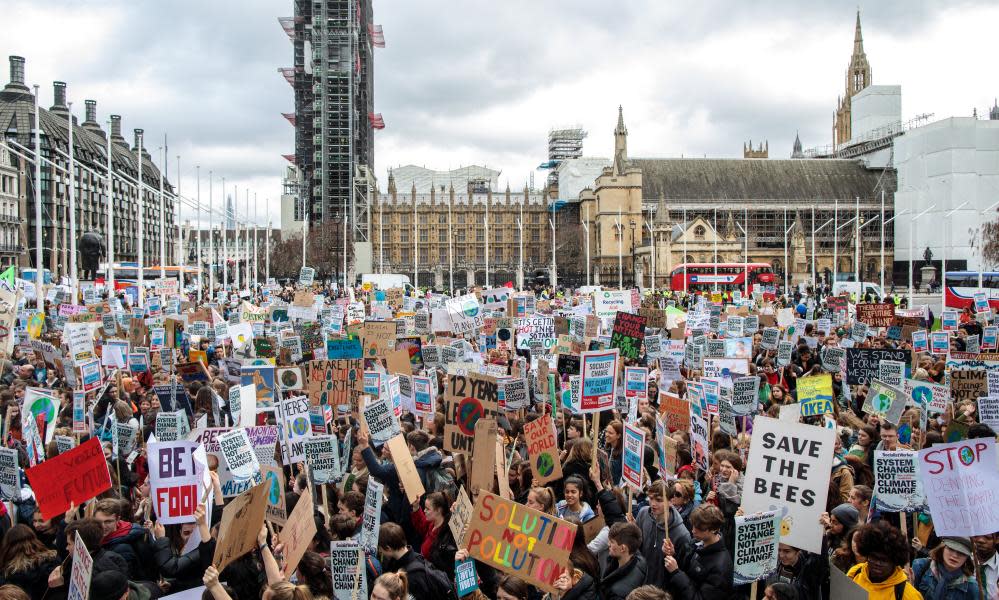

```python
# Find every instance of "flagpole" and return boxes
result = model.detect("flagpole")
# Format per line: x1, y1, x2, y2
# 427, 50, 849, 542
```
266, 218, 271, 282
159, 138, 166, 280
244, 189, 250, 290
176, 154, 183, 292
67, 100, 78, 301
208, 171, 214, 295
222, 178, 228, 291
136, 130, 144, 307
253, 192, 259, 289
33, 85, 43, 310
106, 119, 115, 295
196, 166, 203, 299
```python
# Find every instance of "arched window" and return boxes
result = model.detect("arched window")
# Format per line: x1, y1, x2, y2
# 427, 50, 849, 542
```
693, 225, 706, 240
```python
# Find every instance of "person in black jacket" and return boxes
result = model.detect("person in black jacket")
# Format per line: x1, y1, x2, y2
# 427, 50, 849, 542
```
46, 519, 130, 600
0, 525, 61, 600
357, 429, 420, 548
376, 523, 455, 600
663, 504, 733, 600
149, 505, 214, 594
600, 522, 648, 600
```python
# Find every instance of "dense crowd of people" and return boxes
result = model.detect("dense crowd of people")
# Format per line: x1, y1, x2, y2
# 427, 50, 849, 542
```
0, 278, 995, 600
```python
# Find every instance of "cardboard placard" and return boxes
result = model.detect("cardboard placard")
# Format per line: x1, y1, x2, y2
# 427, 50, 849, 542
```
732, 511, 780, 585
918, 438, 999, 537
469, 419, 498, 495
856, 302, 895, 327
442, 372, 500, 455
449, 486, 473, 543
386, 434, 425, 503
261, 464, 288, 525
523, 416, 562, 486
873, 450, 925, 512
461, 492, 576, 593
212, 481, 268, 572
281, 487, 318, 577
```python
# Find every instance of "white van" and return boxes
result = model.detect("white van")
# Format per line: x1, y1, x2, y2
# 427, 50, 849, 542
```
832, 281, 885, 302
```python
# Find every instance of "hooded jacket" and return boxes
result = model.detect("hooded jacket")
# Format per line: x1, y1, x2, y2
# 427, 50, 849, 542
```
413, 446, 443, 491
561, 570, 599, 600
0, 552, 60, 600
665, 539, 734, 600
846, 563, 923, 600
635, 505, 692, 587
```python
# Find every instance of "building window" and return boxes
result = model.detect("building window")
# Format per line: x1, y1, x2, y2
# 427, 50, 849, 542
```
476, 248, 484, 262
438, 214, 446, 224
456, 229, 465, 242
476, 228, 484, 242
400, 247, 410, 263
457, 214, 465, 224
694, 225, 705, 240
438, 230, 447, 242
419, 214, 428, 225
440, 248, 447, 263
494, 229, 502, 242
400, 229, 409, 243
493, 248, 502, 262
400, 214, 409, 225
531, 229, 540, 242
420, 229, 428, 242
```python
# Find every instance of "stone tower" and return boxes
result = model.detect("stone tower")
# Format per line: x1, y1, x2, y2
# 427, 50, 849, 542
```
743, 140, 768, 159
833, 11, 872, 148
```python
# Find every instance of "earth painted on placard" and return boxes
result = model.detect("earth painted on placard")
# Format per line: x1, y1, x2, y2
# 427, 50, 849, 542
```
281, 370, 298, 387
265, 472, 281, 504
536, 452, 555, 477
456, 397, 484, 436
873, 393, 892, 413
292, 416, 310, 436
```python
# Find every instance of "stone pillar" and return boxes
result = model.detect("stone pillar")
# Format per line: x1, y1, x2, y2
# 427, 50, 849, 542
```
465, 269, 475, 289
434, 266, 443, 290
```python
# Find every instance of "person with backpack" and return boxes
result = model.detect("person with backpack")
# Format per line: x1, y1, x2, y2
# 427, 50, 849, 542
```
408, 430, 457, 499
356, 429, 420, 548
376, 523, 457, 600
910, 537, 980, 600
846, 522, 922, 600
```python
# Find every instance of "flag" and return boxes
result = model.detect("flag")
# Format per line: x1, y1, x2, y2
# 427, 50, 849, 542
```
368, 113, 385, 130
369, 24, 385, 48
0, 266, 13, 292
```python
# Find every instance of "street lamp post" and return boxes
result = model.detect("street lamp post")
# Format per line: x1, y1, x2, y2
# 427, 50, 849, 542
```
616, 207, 623, 289
942, 201, 970, 309
812, 212, 834, 292
783, 208, 796, 295
735, 209, 749, 298
882, 208, 909, 294
629, 220, 636, 288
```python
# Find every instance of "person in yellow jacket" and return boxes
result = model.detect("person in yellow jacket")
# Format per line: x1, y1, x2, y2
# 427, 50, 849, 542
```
846, 521, 922, 599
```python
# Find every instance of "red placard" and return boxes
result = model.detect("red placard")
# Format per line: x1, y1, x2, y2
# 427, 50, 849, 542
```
26, 438, 112, 520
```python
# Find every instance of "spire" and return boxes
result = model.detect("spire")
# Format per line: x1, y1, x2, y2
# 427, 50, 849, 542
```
656, 194, 668, 224
387, 169, 396, 194
613, 105, 629, 175
853, 9, 864, 54
791, 131, 804, 159
990, 98, 999, 121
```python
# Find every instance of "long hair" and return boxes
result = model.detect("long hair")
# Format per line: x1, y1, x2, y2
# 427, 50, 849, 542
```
562, 516, 599, 581
929, 542, 975, 576
265, 581, 313, 600
296, 552, 333, 598
0, 525, 56, 575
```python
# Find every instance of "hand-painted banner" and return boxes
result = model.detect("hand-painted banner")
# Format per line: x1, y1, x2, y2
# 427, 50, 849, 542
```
523, 416, 562, 486
26, 438, 112, 520
918, 438, 999, 537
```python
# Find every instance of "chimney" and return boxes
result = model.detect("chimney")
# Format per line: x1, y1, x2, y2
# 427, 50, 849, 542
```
84, 100, 97, 124
133, 128, 144, 151
4, 56, 29, 93
50, 81, 68, 116
110, 115, 124, 141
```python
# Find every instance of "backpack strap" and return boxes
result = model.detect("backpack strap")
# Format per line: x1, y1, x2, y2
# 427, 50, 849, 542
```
894, 580, 907, 600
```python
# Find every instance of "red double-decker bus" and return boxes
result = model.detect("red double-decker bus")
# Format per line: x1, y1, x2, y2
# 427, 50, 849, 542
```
669, 263, 776, 295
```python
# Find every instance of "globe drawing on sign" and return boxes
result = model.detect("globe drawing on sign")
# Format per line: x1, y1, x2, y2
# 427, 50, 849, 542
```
456, 397, 484, 436
461, 299, 479, 318
292, 416, 310, 436
910, 386, 932, 406
265, 472, 281, 504
536, 452, 555, 477
27, 395, 58, 424
280, 369, 299, 388
959, 445, 975, 465
873, 392, 892, 413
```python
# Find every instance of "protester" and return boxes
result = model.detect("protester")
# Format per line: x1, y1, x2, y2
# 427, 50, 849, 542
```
847, 521, 922, 599
910, 537, 980, 600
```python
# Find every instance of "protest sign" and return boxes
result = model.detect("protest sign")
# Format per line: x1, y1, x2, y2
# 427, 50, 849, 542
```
469, 419, 498, 496
622, 422, 645, 490
863, 379, 906, 425
276, 395, 312, 465
308, 359, 363, 414
218, 429, 261, 487
213, 482, 268, 572
733, 511, 780, 585
579, 349, 618, 413
445, 294, 484, 334
905, 379, 950, 415
449, 485, 474, 543
359, 479, 384, 556
361, 394, 400, 446
950, 369, 987, 404
702, 358, 749, 380
760, 327, 780, 350
442, 371, 500, 454
821, 347, 844, 373
461, 491, 576, 593
261, 464, 288, 525
911, 330, 929, 353
593, 290, 631, 319
931, 331, 950, 354
856, 302, 895, 327
742, 416, 835, 553
330, 540, 367, 600
776, 341, 793, 367
874, 450, 925, 512
412, 375, 435, 413
148, 441, 207, 524
524, 416, 562, 486
26, 438, 111, 520
731, 376, 759, 416
689, 412, 710, 472
878, 360, 905, 388
68, 531, 93, 600
0, 447, 18, 500
978, 396, 999, 431
845, 348, 910, 385
515, 315, 555, 352
624, 366, 648, 400
155, 411, 188, 442
797, 373, 834, 417
500, 377, 530, 410
609, 312, 646, 359
280, 488, 318, 577
659, 393, 689, 432
918, 438, 999, 536
456, 558, 479, 598
303, 436, 340, 486
384, 434, 424, 503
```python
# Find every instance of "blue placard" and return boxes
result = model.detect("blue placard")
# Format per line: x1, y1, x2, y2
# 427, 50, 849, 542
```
455, 558, 478, 597
326, 336, 362, 359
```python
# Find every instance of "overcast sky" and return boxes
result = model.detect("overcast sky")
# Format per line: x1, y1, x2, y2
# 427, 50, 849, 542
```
3, 0, 996, 227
